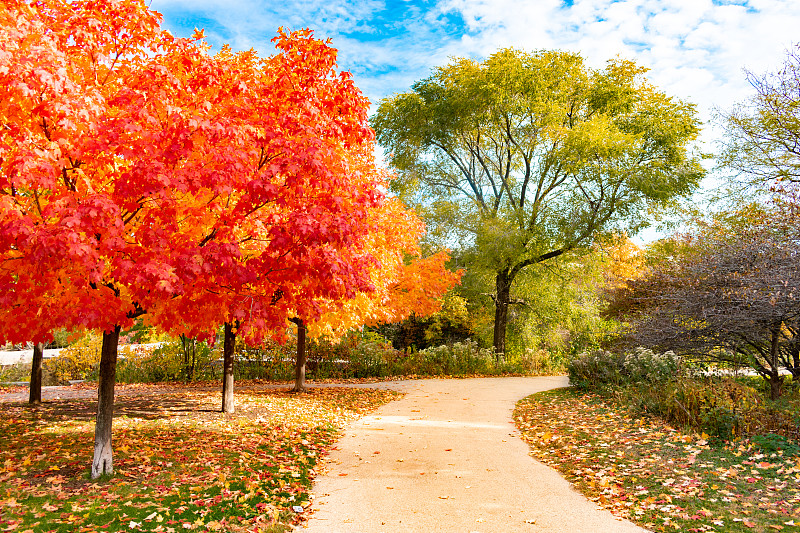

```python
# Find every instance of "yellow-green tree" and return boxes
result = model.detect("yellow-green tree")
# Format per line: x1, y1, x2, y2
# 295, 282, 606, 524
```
372, 49, 704, 357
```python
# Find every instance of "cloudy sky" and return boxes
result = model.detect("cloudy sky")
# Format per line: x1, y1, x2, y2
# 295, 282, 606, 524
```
149, 0, 800, 194
144, 0, 800, 242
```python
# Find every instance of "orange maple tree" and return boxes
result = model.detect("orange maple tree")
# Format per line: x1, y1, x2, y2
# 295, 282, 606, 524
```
0, 0, 253, 478
293, 180, 462, 390
146, 30, 400, 410
307, 194, 461, 339
150, 43, 462, 396
0, 0, 402, 476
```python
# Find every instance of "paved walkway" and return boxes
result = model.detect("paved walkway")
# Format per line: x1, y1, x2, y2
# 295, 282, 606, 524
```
302, 377, 649, 533
1, 377, 650, 531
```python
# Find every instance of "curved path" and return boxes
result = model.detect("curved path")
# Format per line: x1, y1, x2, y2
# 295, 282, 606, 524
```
302, 376, 649, 533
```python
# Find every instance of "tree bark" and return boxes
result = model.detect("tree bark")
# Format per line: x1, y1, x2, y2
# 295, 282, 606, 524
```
29, 342, 44, 405
769, 373, 784, 401
222, 322, 236, 413
492, 269, 512, 362
768, 326, 784, 401
180, 335, 196, 382
293, 318, 307, 392
91, 325, 120, 479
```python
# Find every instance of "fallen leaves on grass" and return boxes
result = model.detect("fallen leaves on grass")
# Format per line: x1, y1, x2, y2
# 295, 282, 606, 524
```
0, 386, 400, 532
514, 388, 800, 533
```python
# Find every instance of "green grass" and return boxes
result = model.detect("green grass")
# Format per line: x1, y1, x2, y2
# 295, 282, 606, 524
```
514, 388, 800, 533
0, 386, 400, 532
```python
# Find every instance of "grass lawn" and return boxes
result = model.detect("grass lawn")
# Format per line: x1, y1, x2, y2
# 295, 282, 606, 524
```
514, 388, 800, 533
0, 385, 400, 532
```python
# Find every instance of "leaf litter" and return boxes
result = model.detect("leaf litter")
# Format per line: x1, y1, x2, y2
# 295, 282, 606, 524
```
0, 385, 400, 532
514, 388, 800, 533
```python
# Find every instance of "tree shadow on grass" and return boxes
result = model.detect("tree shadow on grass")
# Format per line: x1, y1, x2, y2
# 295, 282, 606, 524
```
14, 394, 271, 422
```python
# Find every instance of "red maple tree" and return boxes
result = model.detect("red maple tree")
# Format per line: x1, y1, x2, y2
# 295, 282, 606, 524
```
0, 0, 388, 476
147, 29, 398, 410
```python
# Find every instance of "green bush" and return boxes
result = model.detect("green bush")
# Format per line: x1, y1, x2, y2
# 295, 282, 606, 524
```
408, 340, 496, 376
305, 335, 508, 379
116, 339, 219, 383
568, 347, 680, 391
348, 332, 395, 377
46, 333, 104, 383
622, 347, 680, 383
307, 331, 398, 378
235, 339, 295, 381
501, 348, 566, 375
567, 349, 624, 390
648, 378, 792, 441
1, 360, 59, 386
47, 327, 563, 385
571, 346, 800, 442
751, 433, 800, 456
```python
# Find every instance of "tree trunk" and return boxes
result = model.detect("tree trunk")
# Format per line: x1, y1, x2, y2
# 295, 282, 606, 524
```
492, 269, 512, 362
181, 335, 189, 380
29, 342, 44, 405
189, 339, 196, 382
91, 325, 120, 479
789, 339, 800, 381
769, 372, 784, 401
222, 322, 236, 413
180, 335, 196, 382
767, 326, 784, 401
293, 319, 307, 393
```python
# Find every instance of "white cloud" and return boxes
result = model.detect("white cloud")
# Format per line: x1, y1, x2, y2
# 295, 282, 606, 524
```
440, 0, 800, 122
149, 0, 800, 143
143, 0, 800, 241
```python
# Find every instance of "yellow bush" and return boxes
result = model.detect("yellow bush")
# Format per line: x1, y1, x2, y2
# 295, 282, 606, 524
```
46, 334, 151, 383
48, 333, 103, 382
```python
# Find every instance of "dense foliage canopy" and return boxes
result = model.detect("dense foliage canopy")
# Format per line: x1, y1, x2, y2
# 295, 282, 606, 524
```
0, 0, 456, 475
372, 48, 704, 355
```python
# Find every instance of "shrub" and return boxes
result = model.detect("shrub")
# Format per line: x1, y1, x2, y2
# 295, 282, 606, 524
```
46, 333, 103, 383
622, 347, 680, 383
409, 340, 496, 376
502, 348, 566, 376
568, 349, 624, 390
640, 377, 795, 441
304, 335, 503, 379
751, 433, 800, 456
572, 347, 800, 441
0, 360, 58, 386
235, 339, 295, 381
308, 331, 399, 379
117, 339, 220, 383
568, 347, 680, 391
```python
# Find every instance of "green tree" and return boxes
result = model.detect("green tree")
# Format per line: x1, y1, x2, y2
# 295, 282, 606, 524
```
371, 49, 704, 356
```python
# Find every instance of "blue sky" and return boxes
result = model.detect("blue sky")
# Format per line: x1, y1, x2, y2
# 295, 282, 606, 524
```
150, 0, 800, 224
149, 0, 800, 128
